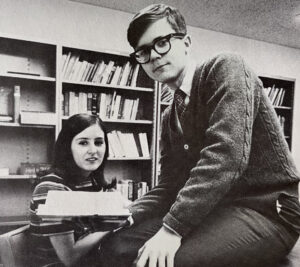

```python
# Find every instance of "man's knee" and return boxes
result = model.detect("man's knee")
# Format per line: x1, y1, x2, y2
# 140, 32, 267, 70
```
98, 231, 139, 267
101, 232, 130, 258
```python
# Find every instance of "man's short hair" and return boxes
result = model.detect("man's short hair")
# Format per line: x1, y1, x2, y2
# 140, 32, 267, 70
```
127, 4, 187, 49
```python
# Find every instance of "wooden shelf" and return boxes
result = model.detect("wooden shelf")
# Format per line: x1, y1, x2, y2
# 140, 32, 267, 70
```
61, 116, 152, 124
0, 73, 55, 82
0, 121, 55, 128
104, 119, 153, 124
273, 106, 292, 110
0, 216, 29, 226
0, 175, 37, 180
108, 157, 151, 161
63, 80, 153, 92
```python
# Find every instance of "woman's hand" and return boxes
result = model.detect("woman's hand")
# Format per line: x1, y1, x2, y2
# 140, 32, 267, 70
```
134, 226, 182, 267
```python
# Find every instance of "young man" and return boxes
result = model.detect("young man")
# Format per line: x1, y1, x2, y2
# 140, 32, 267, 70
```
98, 4, 300, 267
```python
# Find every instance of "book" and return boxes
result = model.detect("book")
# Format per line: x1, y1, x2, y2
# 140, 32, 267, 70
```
137, 182, 148, 198
100, 60, 115, 84
116, 132, 131, 157
0, 168, 9, 176
69, 58, 81, 81
122, 98, 133, 120
130, 98, 140, 120
36, 191, 131, 219
138, 133, 150, 158
0, 86, 13, 116
116, 180, 148, 201
20, 162, 52, 176
110, 66, 122, 85
98, 92, 107, 119
278, 90, 286, 106
78, 61, 88, 81
87, 61, 99, 82
105, 93, 114, 119
13, 85, 21, 123
20, 111, 56, 125
87, 93, 93, 115
119, 61, 131, 86
126, 133, 140, 157
111, 94, 122, 119
63, 91, 70, 116
130, 64, 140, 87
116, 180, 134, 201
91, 93, 99, 115
108, 131, 126, 157
107, 64, 117, 84
92, 61, 106, 83
0, 115, 13, 122
126, 63, 135, 86
109, 91, 117, 119
65, 55, 80, 80
83, 62, 93, 82
78, 92, 88, 114
117, 96, 125, 119
61, 52, 71, 78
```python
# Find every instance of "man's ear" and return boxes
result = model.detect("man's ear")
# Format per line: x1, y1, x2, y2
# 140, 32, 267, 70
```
183, 35, 191, 48
183, 35, 191, 54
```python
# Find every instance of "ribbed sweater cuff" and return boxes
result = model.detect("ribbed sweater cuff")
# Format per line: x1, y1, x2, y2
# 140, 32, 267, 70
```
163, 212, 192, 237
129, 208, 147, 225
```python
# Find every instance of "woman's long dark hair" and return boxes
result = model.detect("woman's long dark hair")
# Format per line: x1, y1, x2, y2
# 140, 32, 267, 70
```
52, 114, 110, 190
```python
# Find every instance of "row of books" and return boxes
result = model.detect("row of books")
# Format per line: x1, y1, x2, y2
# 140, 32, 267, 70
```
0, 84, 20, 122
62, 52, 140, 87
108, 131, 150, 159
116, 180, 148, 201
265, 85, 286, 107
0, 163, 52, 177
19, 162, 52, 176
62, 90, 142, 121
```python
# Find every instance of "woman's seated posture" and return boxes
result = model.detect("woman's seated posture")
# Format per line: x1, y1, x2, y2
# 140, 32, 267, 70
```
29, 114, 114, 267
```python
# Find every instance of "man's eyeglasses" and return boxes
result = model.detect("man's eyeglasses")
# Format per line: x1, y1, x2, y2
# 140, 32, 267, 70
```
131, 33, 186, 64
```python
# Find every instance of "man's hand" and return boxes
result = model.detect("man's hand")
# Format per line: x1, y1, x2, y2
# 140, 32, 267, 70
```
134, 226, 182, 267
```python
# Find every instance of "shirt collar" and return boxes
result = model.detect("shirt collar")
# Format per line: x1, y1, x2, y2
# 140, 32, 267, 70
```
179, 60, 196, 97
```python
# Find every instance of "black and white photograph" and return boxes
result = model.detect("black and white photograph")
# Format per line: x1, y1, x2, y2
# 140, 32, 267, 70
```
0, 1, 300, 266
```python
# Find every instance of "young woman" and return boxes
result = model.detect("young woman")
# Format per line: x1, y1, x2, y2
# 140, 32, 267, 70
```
29, 114, 114, 267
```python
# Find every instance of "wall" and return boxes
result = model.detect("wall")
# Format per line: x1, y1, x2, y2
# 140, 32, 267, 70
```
1, 0, 300, 166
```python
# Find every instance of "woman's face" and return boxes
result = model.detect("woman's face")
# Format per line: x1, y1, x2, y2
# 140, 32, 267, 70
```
71, 124, 106, 177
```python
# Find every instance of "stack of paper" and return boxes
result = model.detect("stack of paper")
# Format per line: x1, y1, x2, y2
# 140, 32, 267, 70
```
37, 191, 131, 223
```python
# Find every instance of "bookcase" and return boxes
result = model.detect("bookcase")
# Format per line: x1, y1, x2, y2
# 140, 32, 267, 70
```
154, 75, 296, 182
60, 45, 157, 195
0, 35, 157, 231
259, 75, 295, 150
0, 36, 57, 230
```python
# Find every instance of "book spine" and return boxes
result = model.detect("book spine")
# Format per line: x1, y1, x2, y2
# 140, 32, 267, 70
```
13, 85, 21, 123
128, 180, 134, 201
87, 93, 93, 115
91, 93, 98, 115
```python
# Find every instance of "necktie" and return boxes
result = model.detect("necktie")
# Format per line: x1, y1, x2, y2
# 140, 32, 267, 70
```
174, 89, 187, 125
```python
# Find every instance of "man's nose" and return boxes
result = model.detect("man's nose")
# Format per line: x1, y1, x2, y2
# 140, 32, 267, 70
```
149, 48, 162, 61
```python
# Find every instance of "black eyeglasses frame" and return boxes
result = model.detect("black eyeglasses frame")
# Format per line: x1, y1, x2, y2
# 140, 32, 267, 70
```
130, 32, 186, 64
